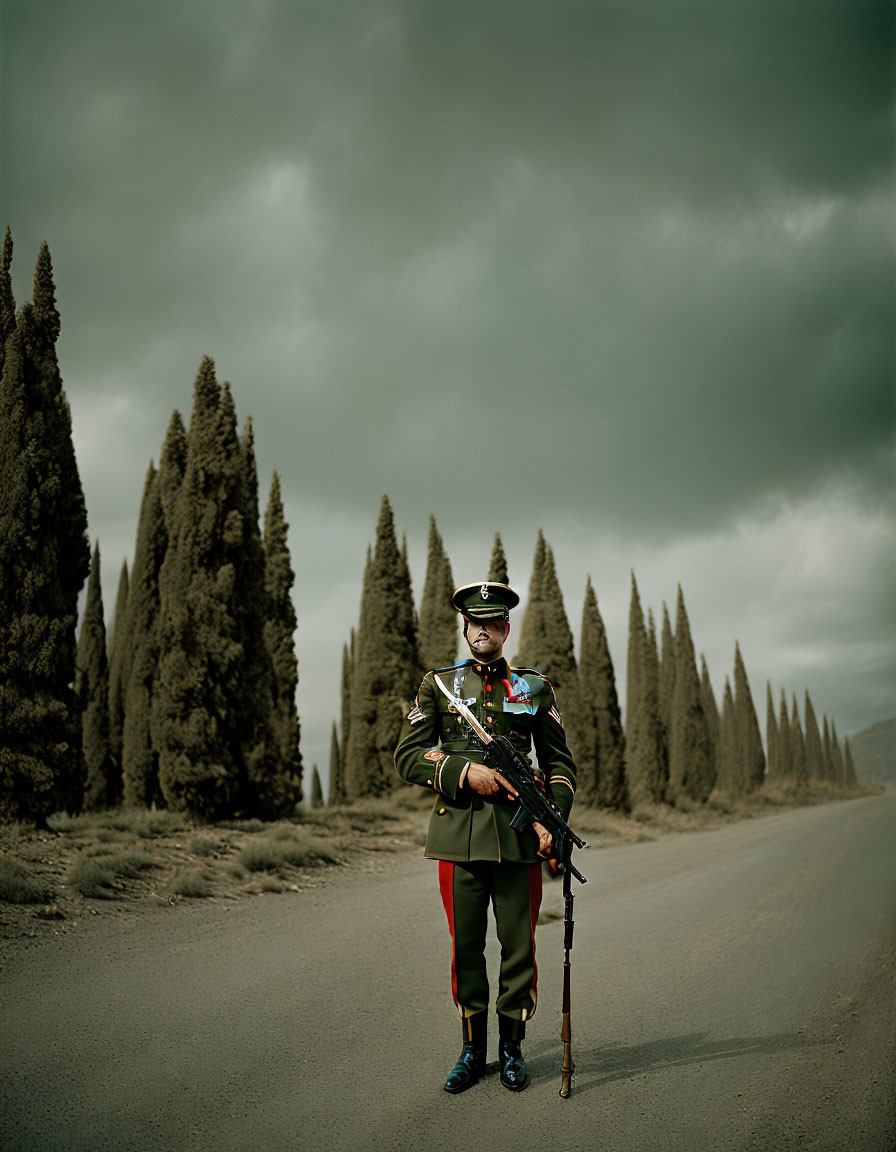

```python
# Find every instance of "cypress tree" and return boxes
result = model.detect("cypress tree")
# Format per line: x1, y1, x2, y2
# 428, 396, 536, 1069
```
765, 683, 780, 781
578, 576, 627, 809
659, 602, 675, 742
107, 559, 129, 789
515, 530, 547, 667
791, 695, 807, 787
344, 497, 420, 798
121, 464, 166, 807
778, 690, 792, 786
0, 228, 14, 380
328, 722, 342, 807
830, 720, 845, 786
528, 541, 587, 767
157, 410, 188, 534
668, 586, 714, 803
700, 655, 720, 781
716, 677, 738, 792
261, 468, 303, 815
0, 275, 90, 822
733, 643, 765, 791
488, 533, 509, 585
152, 357, 246, 819
329, 637, 353, 806
419, 515, 457, 670
843, 739, 858, 790
803, 692, 824, 782
310, 765, 324, 809
822, 714, 834, 782
75, 543, 113, 810
624, 573, 665, 806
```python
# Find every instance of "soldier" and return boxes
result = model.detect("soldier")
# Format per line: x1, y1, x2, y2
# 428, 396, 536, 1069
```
394, 581, 577, 1093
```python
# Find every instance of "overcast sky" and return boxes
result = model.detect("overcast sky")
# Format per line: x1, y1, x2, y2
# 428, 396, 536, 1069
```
3, 0, 894, 792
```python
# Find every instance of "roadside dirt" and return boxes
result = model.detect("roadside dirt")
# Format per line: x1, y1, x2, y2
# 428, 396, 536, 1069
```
0, 782, 873, 957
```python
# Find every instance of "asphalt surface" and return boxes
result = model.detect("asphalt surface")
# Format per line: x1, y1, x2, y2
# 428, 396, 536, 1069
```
2, 791, 894, 1152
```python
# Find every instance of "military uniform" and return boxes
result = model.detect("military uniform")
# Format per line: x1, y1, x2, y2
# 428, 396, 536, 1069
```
394, 582, 577, 1091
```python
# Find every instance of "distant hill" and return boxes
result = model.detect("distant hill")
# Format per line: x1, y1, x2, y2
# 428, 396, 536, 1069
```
849, 718, 896, 785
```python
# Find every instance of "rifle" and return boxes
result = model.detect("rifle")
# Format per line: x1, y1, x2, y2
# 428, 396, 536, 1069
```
432, 674, 585, 1097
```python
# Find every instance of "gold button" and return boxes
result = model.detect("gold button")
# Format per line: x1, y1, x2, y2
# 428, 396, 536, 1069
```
438, 807, 447, 814
426, 779, 432, 785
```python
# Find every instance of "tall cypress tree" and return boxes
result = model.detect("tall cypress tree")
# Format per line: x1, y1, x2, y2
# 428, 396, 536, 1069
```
488, 533, 509, 585
830, 720, 845, 786
790, 695, 807, 787
822, 714, 834, 782
344, 496, 420, 798
107, 558, 129, 789
527, 541, 587, 767
514, 530, 547, 667
700, 655, 720, 782
843, 739, 858, 790
75, 543, 113, 810
152, 357, 247, 819
157, 410, 188, 534
0, 228, 14, 380
0, 264, 90, 821
803, 692, 824, 782
765, 683, 780, 781
668, 586, 714, 803
328, 722, 342, 807
659, 602, 675, 743
624, 573, 665, 806
773, 691, 787, 783
122, 464, 166, 807
578, 577, 627, 809
716, 677, 738, 792
733, 643, 765, 791
263, 469, 303, 811
329, 636, 353, 806
310, 765, 324, 809
419, 515, 457, 671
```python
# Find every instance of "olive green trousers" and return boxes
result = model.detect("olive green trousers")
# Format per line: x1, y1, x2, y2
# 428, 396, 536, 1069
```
438, 859, 543, 1022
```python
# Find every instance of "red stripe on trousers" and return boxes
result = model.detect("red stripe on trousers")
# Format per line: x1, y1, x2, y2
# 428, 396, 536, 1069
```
438, 860, 459, 1006
528, 862, 543, 1006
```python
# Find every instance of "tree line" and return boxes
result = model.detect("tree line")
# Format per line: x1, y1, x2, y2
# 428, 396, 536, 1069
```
0, 231, 301, 824
332, 496, 860, 808
0, 231, 859, 827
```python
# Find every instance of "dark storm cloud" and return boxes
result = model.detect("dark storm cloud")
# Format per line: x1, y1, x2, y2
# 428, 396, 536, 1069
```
3, 0, 893, 770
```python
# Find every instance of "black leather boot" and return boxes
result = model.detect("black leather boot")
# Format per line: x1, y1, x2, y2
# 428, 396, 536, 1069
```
498, 1014, 528, 1091
444, 1012, 487, 1094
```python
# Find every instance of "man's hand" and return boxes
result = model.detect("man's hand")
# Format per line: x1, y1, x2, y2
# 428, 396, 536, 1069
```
532, 821, 552, 857
466, 762, 519, 799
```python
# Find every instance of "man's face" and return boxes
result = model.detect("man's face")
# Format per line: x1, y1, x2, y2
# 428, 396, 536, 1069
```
465, 616, 510, 661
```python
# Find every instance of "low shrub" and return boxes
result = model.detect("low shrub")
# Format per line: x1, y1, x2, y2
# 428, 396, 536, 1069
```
169, 868, 215, 898
237, 832, 339, 873
67, 851, 155, 898
0, 857, 56, 904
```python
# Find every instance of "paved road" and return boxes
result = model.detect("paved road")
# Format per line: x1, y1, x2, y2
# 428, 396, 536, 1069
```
2, 792, 894, 1152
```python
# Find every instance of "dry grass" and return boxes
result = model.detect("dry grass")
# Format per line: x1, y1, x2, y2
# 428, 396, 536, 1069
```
169, 867, 216, 898
0, 856, 56, 904
237, 827, 340, 873
67, 851, 156, 898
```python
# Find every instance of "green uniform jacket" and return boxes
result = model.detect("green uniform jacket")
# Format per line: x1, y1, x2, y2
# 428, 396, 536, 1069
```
394, 657, 577, 864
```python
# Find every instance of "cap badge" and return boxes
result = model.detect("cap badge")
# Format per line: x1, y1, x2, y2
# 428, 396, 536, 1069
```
480, 583, 489, 599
